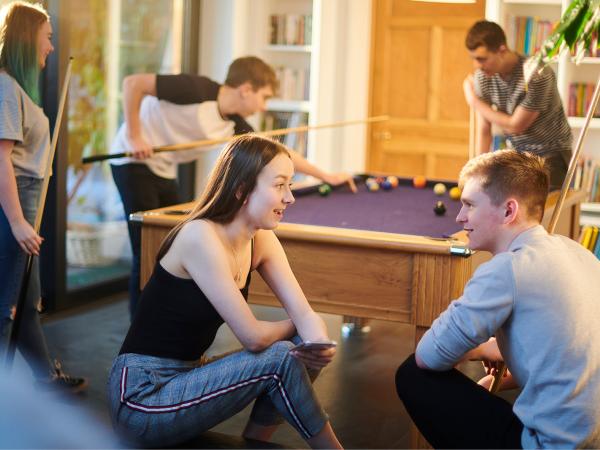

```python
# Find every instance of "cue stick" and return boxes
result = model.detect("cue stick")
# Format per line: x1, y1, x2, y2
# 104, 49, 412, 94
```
5, 58, 73, 370
468, 106, 476, 159
489, 74, 600, 394
81, 115, 390, 164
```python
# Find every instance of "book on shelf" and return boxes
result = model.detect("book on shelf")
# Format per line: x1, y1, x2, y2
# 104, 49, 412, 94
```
261, 111, 309, 158
573, 158, 600, 203
506, 15, 553, 56
269, 14, 312, 46
569, 83, 600, 118
589, 226, 599, 253
578, 225, 600, 260
275, 66, 310, 101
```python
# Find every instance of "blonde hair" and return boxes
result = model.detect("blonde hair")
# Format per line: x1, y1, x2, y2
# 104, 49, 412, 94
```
459, 150, 549, 221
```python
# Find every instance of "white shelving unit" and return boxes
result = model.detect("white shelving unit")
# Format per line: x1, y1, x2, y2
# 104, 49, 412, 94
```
234, 0, 317, 166
581, 202, 600, 226
199, 0, 371, 180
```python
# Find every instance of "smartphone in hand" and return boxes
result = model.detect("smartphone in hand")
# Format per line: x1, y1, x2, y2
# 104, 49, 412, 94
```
290, 340, 337, 352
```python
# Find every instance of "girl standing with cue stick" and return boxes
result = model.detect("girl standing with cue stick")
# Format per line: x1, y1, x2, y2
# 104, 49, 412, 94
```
0, 1, 86, 392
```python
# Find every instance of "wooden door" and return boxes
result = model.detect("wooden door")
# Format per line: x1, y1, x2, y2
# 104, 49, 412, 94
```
368, 0, 485, 179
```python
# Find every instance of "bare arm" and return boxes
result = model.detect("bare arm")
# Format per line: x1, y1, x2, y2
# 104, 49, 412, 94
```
288, 150, 357, 193
463, 75, 539, 135
0, 140, 42, 255
255, 230, 335, 369
476, 113, 492, 155
172, 221, 294, 352
255, 230, 329, 339
122, 74, 157, 159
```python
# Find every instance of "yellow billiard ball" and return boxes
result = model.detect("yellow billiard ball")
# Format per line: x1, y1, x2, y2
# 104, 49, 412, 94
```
449, 186, 461, 200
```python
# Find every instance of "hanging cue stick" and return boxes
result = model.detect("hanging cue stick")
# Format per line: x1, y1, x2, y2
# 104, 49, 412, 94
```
468, 107, 476, 160
5, 57, 73, 370
81, 115, 390, 164
489, 74, 600, 394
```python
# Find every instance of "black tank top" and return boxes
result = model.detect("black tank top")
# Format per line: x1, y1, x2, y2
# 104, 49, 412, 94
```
119, 243, 252, 361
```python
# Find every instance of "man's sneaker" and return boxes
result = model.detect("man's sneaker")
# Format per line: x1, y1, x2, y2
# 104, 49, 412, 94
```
36, 360, 88, 395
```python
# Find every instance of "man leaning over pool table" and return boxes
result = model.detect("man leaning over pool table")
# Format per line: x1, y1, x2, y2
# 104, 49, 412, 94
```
395, 149, 600, 449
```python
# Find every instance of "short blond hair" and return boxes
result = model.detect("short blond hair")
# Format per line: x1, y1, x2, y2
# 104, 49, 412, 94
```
459, 150, 549, 221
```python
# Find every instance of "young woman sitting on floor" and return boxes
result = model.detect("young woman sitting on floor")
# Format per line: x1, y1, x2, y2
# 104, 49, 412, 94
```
107, 134, 343, 449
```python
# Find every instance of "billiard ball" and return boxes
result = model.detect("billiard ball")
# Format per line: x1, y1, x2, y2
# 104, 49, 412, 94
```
433, 183, 447, 196
381, 180, 393, 190
318, 183, 332, 196
367, 181, 380, 192
433, 201, 446, 216
449, 186, 461, 200
386, 176, 399, 188
413, 175, 427, 189
366, 177, 377, 186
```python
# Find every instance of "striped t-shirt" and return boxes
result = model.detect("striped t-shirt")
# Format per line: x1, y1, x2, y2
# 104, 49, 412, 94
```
474, 55, 572, 159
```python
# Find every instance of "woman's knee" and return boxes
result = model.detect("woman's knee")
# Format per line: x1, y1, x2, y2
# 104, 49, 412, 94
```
260, 339, 293, 362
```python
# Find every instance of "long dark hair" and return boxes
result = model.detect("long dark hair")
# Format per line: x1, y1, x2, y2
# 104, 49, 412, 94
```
156, 134, 290, 261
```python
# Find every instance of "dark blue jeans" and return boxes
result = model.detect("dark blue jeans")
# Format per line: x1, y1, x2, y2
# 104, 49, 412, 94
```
110, 164, 179, 319
0, 176, 52, 378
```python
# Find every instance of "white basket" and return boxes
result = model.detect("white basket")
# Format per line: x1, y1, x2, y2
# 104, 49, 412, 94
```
66, 221, 129, 267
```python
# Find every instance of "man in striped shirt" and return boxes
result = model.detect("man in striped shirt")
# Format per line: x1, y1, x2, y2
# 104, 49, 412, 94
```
462, 20, 572, 191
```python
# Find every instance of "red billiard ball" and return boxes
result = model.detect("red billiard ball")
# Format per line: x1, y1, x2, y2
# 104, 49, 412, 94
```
413, 176, 427, 189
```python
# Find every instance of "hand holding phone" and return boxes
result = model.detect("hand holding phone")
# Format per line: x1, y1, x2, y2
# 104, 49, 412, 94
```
290, 340, 337, 352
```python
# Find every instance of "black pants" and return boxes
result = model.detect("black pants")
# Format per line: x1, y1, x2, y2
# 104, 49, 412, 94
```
395, 354, 523, 449
111, 164, 179, 318
544, 152, 569, 192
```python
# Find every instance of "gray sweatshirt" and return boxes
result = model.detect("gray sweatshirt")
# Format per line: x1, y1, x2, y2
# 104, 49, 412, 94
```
417, 225, 600, 448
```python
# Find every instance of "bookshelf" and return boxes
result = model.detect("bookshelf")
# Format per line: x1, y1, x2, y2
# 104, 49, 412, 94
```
235, 0, 316, 166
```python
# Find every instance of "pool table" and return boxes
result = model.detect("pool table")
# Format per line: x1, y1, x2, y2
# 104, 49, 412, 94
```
132, 176, 583, 344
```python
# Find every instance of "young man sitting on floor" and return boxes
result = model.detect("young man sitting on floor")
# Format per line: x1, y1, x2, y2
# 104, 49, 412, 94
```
395, 149, 600, 449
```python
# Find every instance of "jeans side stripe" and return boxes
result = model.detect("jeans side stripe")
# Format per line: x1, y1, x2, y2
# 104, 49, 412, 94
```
273, 373, 311, 438
122, 373, 273, 413
119, 370, 313, 438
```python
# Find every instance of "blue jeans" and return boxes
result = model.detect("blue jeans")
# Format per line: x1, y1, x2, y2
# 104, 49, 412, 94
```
107, 339, 328, 447
0, 176, 52, 377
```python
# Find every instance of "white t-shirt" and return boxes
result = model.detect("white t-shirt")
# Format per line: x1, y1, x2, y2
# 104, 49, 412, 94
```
109, 97, 234, 179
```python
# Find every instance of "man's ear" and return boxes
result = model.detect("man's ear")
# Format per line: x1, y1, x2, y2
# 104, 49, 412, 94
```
238, 82, 253, 98
503, 198, 519, 224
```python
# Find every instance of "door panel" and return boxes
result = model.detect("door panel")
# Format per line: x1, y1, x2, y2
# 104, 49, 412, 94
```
368, 0, 485, 179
